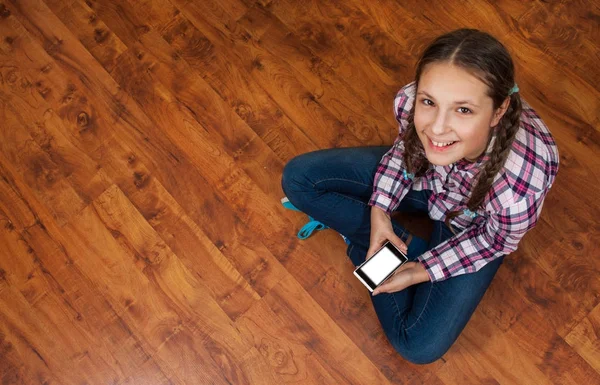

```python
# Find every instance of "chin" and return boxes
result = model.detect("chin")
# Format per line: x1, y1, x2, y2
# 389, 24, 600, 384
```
424, 149, 462, 166
426, 156, 455, 166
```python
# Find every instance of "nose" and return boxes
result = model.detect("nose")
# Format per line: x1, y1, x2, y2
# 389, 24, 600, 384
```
430, 110, 450, 136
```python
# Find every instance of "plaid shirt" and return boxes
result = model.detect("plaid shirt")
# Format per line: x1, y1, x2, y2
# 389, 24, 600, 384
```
369, 82, 559, 282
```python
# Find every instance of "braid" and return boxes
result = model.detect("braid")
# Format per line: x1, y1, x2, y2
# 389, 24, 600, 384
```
403, 104, 429, 176
445, 93, 523, 232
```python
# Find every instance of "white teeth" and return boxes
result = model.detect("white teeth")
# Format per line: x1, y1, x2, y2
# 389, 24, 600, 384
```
432, 140, 456, 147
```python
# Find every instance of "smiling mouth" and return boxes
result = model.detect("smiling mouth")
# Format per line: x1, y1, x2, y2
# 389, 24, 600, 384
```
427, 135, 459, 149
431, 140, 457, 148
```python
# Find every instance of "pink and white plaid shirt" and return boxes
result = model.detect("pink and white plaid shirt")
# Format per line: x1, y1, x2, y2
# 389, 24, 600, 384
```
369, 82, 559, 282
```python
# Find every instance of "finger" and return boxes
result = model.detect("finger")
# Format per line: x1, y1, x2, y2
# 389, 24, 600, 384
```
393, 261, 415, 275
390, 234, 408, 254
366, 238, 386, 260
373, 273, 411, 295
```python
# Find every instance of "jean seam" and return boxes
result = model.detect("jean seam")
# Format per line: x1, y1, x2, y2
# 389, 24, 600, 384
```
404, 283, 433, 332
313, 177, 372, 188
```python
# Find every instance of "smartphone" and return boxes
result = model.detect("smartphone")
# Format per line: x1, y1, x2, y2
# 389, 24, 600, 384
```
353, 241, 408, 292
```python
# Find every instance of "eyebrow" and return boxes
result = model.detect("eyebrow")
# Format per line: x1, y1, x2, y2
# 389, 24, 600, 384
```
417, 91, 480, 108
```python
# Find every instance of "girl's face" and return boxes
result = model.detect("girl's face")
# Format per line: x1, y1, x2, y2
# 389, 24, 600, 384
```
414, 62, 509, 166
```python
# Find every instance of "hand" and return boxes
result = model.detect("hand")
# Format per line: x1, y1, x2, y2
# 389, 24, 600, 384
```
367, 206, 407, 261
372, 261, 431, 295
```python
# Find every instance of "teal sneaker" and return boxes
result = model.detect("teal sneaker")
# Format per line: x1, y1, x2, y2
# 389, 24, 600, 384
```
281, 197, 349, 244
281, 197, 328, 239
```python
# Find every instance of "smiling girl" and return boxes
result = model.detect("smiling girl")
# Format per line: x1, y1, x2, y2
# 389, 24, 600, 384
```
281, 29, 559, 364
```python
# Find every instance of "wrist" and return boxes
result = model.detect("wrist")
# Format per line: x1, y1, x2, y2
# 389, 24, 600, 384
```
371, 205, 391, 219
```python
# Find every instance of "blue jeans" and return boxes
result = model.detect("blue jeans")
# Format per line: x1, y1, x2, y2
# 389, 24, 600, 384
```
281, 146, 505, 364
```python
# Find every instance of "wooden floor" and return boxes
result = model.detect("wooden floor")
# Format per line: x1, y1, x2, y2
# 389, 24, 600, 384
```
0, 0, 599, 383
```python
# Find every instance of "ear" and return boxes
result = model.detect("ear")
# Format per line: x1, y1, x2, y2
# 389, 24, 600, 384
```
491, 96, 511, 127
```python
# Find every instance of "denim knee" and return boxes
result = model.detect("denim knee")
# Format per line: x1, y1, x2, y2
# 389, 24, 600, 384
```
281, 155, 308, 199
387, 327, 450, 365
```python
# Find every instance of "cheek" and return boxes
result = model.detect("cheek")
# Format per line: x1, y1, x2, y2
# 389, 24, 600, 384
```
455, 123, 490, 146
413, 107, 431, 131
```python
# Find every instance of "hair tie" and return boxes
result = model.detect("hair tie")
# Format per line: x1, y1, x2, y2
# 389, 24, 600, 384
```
402, 170, 415, 180
508, 84, 519, 96
463, 209, 478, 218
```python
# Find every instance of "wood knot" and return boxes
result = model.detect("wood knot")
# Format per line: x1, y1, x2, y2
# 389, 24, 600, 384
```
251, 58, 264, 70
133, 171, 150, 189
5, 70, 17, 84
77, 112, 89, 127
4, 36, 13, 44
4, 221, 15, 231
234, 103, 253, 120
360, 32, 374, 44
93, 28, 109, 44
0, 4, 11, 18
45, 37, 63, 55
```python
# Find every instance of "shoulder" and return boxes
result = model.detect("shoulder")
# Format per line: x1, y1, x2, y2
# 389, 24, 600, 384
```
394, 82, 417, 125
492, 97, 560, 208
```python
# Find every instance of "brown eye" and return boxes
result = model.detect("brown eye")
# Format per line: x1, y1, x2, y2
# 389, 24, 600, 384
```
422, 98, 434, 106
458, 107, 472, 114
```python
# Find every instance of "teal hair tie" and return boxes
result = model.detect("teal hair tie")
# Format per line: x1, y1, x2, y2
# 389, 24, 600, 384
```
402, 170, 415, 180
508, 84, 519, 95
464, 209, 478, 218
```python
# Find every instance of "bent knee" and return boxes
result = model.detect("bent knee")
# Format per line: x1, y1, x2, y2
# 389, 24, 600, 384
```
388, 332, 451, 365
281, 154, 313, 196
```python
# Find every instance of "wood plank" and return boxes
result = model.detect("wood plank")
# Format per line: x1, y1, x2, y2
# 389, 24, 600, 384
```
436, 343, 501, 385
237, 5, 395, 143
494, 0, 600, 89
239, 276, 395, 385
108, 31, 286, 200
155, 16, 320, 163
92, 183, 261, 320
4, 0, 290, 301
0, 151, 172, 382
565, 302, 600, 374
457, 310, 554, 384
169, 0, 366, 148
92, 135, 287, 299
495, 251, 595, 338
250, 0, 411, 133
0, 222, 123, 384
0, 99, 87, 225
49, 0, 128, 73
507, 303, 600, 385
60, 192, 243, 384
236, 295, 345, 385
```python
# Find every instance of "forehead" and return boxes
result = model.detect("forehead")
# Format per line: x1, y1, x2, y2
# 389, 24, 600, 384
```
418, 62, 491, 104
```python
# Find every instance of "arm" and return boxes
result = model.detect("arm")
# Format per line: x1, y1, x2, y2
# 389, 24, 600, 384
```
418, 189, 549, 282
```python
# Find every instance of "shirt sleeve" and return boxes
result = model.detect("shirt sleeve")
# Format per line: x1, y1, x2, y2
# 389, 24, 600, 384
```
417, 189, 549, 282
368, 82, 417, 215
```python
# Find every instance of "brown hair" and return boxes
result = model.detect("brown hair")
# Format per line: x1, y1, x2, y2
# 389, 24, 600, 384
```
402, 29, 522, 232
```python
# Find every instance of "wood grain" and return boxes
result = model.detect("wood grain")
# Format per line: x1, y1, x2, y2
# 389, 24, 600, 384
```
0, 0, 598, 383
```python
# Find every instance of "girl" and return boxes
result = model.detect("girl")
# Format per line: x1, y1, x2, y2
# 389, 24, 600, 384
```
281, 29, 559, 364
